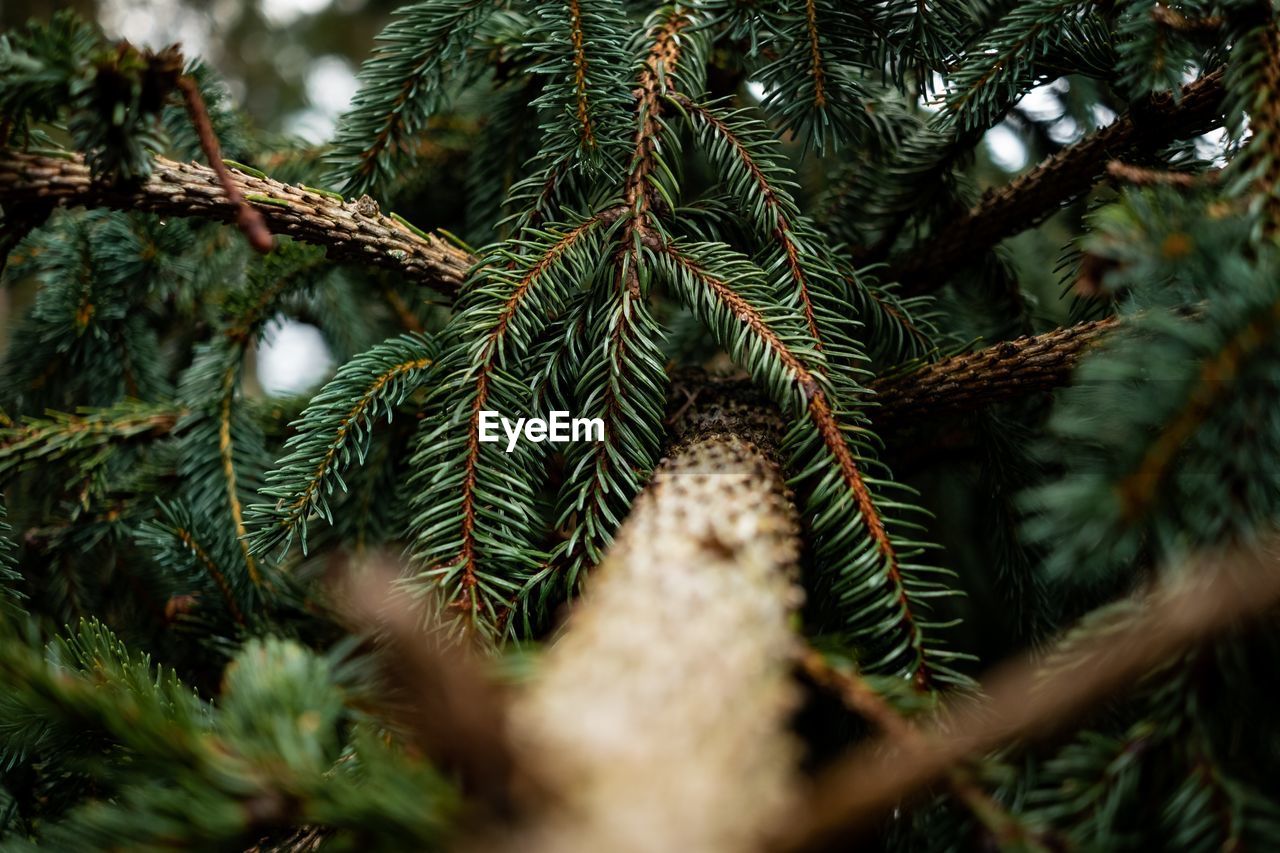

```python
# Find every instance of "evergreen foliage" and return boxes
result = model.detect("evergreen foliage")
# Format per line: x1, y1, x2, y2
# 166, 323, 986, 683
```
2, 0, 1280, 849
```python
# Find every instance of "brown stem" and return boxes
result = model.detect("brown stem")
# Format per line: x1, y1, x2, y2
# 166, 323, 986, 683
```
176, 76, 273, 254
0, 150, 472, 293
891, 71, 1225, 292
868, 317, 1117, 426
798, 650, 1055, 852
774, 538, 1280, 852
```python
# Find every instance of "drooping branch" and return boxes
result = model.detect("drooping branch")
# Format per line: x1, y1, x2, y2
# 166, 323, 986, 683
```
0, 150, 472, 293
891, 71, 1225, 292
665, 243, 938, 687
868, 317, 1116, 426
506, 407, 803, 853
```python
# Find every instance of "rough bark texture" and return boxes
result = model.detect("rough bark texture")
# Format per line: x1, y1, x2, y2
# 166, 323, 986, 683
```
0, 149, 472, 292
869, 317, 1116, 426
891, 70, 1225, 291
505, 410, 803, 853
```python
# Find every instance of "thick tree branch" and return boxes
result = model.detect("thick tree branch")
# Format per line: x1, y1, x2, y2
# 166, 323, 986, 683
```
506, 406, 802, 853
891, 71, 1225, 292
868, 317, 1116, 426
0, 149, 472, 293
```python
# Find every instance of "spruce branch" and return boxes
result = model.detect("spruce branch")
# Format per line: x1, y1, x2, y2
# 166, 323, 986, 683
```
891, 70, 1226, 292
1115, 295, 1280, 521
249, 333, 436, 558
941, 0, 1113, 134
0, 150, 471, 293
508, 419, 802, 853
670, 94, 825, 346
1224, 9, 1280, 235
868, 318, 1116, 427
0, 402, 183, 480
325, 0, 495, 198
799, 649, 1056, 852
661, 241, 960, 688
407, 209, 622, 633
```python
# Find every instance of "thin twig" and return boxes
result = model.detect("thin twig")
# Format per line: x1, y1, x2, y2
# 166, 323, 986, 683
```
176, 76, 273, 253
799, 650, 1055, 852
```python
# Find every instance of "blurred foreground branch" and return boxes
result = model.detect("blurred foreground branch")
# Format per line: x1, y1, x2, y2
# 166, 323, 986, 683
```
776, 537, 1280, 851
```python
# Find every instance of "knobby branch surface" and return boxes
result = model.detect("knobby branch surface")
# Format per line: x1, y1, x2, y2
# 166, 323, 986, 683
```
776, 537, 1280, 852
503, 401, 803, 853
868, 317, 1116, 426
0, 149, 472, 292
892, 70, 1225, 291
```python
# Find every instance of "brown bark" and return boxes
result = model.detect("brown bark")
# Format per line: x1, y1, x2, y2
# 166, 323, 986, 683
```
868, 317, 1116, 426
891, 71, 1225, 292
775, 538, 1280, 851
0, 149, 472, 292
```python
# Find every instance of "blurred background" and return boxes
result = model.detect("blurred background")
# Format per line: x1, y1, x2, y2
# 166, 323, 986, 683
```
2, 0, 393, 145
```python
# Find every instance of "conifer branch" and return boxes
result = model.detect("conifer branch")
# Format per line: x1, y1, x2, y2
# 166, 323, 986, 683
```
217, 366, 261, 588
0, 403, 183, 478
799, 649, 1055, 852
663, 242, 942, 688
869, 317, 1116, 426
250, 334, 436, 557
408, 208, 621, 630
0, 150, 472, 292
509, 421, 802, 852
568, 2, 598, 151
171, 524, 247, 626
802, 0, 829, 110
670, 94, 825, 346
623, 6, 693, 227
891, 70, 1226, 292
0, 319, 1116, 481
1117, 297, 1280, 519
